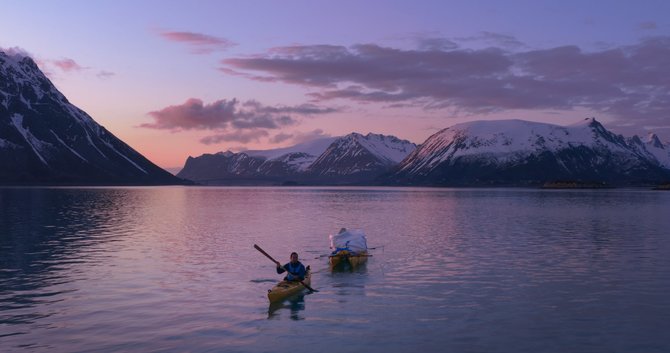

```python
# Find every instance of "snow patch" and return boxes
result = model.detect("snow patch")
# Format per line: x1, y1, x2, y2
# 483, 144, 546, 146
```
82, 128, 108, 159
0, 137, 19, 149
10, 114, 51, 165
275, 152, 317, 171
355, 133, 415, 163
99, 138, 148, 174
50, 130, 88, 162
0, 89, 9, 109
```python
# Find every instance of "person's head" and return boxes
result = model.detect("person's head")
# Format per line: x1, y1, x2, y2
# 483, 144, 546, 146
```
290, 252, 299, 263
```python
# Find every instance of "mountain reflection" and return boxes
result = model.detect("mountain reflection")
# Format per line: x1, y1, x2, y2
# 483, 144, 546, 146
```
0, 188, 136, 325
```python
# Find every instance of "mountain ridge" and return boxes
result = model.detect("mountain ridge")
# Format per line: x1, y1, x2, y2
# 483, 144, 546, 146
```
177, 132, 417, 185
386, 118, 670, 186
0, 50, 186, 185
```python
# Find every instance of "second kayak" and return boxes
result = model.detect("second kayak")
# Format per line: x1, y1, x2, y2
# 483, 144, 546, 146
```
329, 249, 368, 269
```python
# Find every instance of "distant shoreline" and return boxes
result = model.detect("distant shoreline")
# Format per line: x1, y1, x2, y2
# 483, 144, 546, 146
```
3, 181, 669, 190
541, 181, 615, 189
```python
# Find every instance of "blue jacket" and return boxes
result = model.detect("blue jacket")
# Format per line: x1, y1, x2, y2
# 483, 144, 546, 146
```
277, 261, 306, 281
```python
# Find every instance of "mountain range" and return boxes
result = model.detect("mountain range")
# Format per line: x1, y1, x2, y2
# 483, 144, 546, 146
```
0, 50, 185, 185
177, 133, 417, 185
179, 118, 670, 187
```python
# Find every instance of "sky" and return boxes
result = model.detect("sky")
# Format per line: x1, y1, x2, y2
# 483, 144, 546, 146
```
2, 0, 670, 171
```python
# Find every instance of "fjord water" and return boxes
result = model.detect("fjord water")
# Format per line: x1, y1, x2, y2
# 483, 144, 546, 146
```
1, 187, 669, 353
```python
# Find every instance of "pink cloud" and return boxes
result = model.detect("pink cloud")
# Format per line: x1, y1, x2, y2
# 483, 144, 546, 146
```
52, 58, 85, 72
142, 98, 238, 130
142, 98, 338, 131
159, 30, 236, 54
142, 98, 337, 145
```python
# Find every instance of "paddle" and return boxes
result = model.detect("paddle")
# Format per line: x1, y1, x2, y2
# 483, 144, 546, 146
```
254, 244, 318, 292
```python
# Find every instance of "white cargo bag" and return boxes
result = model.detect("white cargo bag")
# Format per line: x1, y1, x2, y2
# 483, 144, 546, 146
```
329, 228, 368, 254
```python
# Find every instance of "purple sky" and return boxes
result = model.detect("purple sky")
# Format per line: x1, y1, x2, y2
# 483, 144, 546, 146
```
2, 0, 669, 170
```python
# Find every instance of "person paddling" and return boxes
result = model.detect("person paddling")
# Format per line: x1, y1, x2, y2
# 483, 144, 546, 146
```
276, 252, 306, 282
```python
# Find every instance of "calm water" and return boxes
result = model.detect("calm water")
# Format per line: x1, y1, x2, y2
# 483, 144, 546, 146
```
1, 186, 669, 353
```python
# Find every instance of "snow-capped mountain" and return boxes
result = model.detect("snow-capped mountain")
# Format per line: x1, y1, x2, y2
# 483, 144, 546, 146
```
388, 118, 670, 186
0, 50, 183, 185
177, 133, 416, 185
306, 133, 416, 181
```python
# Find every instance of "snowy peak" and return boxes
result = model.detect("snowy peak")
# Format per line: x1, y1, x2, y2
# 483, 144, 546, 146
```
307, 132, 416, 177
216, 150, 236, 157
646, 133, 664, 149
331, 132, 416, 164
0, 51, 68, 109
354, 132, 416, 164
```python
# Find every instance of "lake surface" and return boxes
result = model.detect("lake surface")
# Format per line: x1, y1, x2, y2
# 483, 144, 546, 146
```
1, 186, 669, 353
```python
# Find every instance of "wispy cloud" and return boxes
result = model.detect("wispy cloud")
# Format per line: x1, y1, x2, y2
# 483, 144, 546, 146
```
638, 21, 658, 30
159, 30, 236, 54
51, 58, 85, 72
269, 129, 331, 144
455, 31, 526, 49
0, 49, 116, 80
269, 132, 294, 144
96, 70, 115, 79
200, 130, 269, 144
142, 98, 338, 145
47, 58, 115, 79
0, 46, 31, 58
416, 37, 459, 51
221, 36, 670, 130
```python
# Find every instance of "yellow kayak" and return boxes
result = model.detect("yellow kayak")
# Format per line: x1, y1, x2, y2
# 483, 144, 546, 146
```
329, 249, 368, 269
267, 267, 312, 303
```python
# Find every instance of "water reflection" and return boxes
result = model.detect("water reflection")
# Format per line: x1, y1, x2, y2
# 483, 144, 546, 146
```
0, 188, 136, 326
329, 261, 368, 273
267, 294, 306, 321
1, 187, 669, 352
